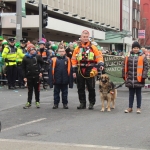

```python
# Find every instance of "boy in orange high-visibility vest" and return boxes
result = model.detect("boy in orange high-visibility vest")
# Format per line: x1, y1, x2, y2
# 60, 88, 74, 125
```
49, 43, 73, 109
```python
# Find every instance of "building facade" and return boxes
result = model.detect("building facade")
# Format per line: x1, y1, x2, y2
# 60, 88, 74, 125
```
1, 0, 121, 42
140, 0, 150, 48
99, 0, 133, 52
132, 0, 140, 40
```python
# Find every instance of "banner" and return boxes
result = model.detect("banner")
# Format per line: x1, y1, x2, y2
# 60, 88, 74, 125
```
22, 0, 26, 18
103, 55, 150, 84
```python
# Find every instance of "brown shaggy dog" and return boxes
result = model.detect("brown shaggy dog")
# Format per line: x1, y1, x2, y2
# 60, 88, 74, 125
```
99, 74, 117, 112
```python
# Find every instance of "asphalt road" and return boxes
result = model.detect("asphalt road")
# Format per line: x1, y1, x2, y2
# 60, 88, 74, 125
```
0, 84, 150, 150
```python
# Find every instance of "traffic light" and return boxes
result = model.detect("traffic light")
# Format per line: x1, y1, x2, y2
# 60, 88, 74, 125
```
42, 4, 48, 28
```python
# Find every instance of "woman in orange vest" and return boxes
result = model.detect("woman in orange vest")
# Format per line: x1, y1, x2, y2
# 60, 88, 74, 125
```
122, 41, 148, 114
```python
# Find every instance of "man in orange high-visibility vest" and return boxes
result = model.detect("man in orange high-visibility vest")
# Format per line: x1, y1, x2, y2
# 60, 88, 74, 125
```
71, 30, 104, 110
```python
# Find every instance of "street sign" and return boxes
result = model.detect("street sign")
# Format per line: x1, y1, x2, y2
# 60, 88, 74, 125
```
138, 30, 145, 39
0, 13, 16, 16
22, 0, 26, 18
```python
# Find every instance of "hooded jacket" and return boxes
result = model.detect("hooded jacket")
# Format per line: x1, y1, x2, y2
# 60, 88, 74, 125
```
49, 55, 73, 88
22, 52, 44, 78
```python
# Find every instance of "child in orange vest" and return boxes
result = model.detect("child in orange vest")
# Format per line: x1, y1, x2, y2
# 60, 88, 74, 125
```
49, 44, 73, 109
122, 41, 148, 114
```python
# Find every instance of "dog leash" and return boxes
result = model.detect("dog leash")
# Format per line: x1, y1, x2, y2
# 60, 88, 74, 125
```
114, 81, 125, 89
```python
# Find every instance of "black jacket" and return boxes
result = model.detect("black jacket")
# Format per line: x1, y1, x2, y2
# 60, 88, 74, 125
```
22, 53, 44, 78
49, 56, 73, 88
122, 52, 148, 88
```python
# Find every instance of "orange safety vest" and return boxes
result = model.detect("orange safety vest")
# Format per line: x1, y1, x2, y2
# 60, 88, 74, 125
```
52, 57, 71, 76
124, 56, 144, 82
71, 43, 103, 68
37, 50, 47, 58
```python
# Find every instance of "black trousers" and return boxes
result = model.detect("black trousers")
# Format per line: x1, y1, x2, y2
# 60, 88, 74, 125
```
129, 87, 142, 108
77, 67, 96, 105
54, 84, 68, 105
7, 65, 17, 87
27, 77, 40, 103
17, 65, 24, 86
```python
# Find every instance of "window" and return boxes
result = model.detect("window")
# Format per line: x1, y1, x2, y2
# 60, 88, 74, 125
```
134, 0, 139, 4
143, 3, 149, 12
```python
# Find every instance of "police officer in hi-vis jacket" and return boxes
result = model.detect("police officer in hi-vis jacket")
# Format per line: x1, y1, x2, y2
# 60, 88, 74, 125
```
2, 37, 17, 89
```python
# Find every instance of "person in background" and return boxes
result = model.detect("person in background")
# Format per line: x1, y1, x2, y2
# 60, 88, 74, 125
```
122, 41, 148, 114
65, 42, 74, 59
16, 38, 27, 88
2, 37, 17, 89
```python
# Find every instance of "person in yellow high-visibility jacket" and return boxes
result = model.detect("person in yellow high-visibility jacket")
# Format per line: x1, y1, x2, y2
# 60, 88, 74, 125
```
2, 37, 17, 89
16, 38, 27, 88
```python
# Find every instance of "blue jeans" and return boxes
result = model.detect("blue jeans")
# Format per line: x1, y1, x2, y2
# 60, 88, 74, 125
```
54, 84, 68, 105
129, 87, 142, 108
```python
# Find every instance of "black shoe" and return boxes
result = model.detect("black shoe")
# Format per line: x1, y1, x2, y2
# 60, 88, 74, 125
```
88, 103, 94, 110
12, 86, 17, 89
53, 104, 58, 109
77, 103, 86, 109
63, 104, 68, 109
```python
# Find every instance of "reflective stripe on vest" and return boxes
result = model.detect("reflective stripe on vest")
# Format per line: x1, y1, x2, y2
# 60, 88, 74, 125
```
124, 56, 128, 80
52, 57, 71, 76
37, 51, 47, 58
137, 56, 144, 82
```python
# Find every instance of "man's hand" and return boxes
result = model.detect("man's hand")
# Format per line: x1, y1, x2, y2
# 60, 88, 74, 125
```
73, 73, 76, 78
24, 78, 27, 82
39, 73, 42, 78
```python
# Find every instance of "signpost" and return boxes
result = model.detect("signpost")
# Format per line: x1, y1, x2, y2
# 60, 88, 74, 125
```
39, 0, 42, 41
16, 0, 22, 42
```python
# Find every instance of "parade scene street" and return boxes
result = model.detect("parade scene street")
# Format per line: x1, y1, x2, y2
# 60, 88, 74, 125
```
0, 0, 150, 150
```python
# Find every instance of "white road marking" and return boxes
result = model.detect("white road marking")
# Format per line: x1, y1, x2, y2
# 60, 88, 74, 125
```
0, 139, 146, 150
117, 96, 150, 100
2, 118, 46, 132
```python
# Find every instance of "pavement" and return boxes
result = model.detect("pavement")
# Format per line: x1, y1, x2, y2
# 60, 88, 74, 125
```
0, 84, 150, 150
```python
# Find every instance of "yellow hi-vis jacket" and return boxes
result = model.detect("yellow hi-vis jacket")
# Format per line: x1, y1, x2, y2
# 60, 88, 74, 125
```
16, 47, 25, 63
2, 46, 17, 66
